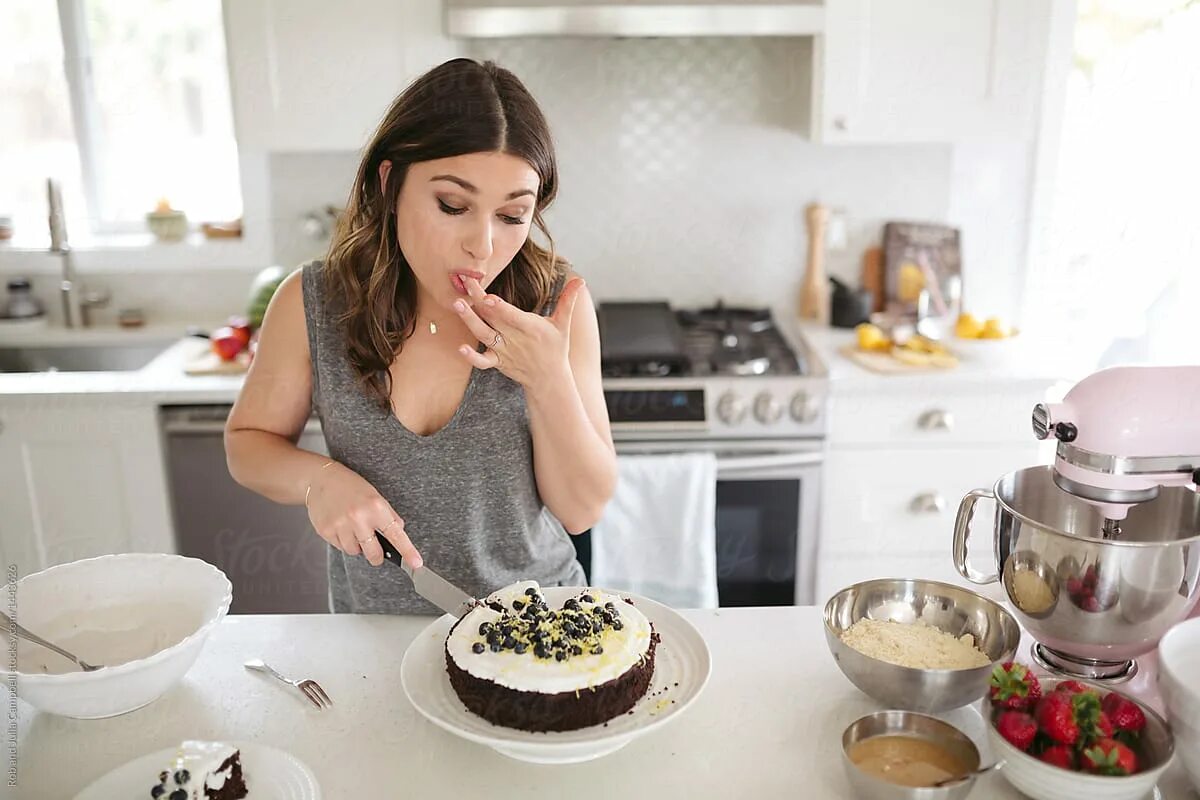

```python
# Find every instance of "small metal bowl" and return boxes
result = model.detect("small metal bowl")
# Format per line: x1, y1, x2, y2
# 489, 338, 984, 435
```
842, 710, 982, 800
824, 578, 1022, 713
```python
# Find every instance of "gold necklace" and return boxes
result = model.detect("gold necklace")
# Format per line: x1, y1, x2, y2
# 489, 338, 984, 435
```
429, 320, 438, 335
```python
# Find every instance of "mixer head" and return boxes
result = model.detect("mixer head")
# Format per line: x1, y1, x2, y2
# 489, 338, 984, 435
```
1031, 365, 1200, 527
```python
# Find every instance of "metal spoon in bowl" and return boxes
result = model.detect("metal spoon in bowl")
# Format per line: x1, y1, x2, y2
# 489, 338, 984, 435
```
931, 760, 1004, 788
0, 610, 103, 672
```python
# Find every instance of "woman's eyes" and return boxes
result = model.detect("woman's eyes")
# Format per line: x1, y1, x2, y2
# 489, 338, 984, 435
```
437, 199, 527, 226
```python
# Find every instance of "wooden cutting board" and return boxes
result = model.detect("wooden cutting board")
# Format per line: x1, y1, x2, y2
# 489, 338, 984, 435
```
839, 345, 957, 374
184, 350, 250, 375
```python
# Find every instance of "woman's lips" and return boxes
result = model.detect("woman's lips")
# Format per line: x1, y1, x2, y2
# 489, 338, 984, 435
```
450, 272, 483, 296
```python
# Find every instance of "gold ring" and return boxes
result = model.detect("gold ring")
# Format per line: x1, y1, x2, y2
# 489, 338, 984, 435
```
491, 332, 503, 349
381, 518, 400, 533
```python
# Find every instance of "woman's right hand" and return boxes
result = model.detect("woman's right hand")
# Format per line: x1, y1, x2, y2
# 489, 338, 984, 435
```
305, 461, 423, 569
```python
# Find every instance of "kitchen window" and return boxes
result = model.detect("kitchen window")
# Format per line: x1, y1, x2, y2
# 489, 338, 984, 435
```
0, 0, 241, 243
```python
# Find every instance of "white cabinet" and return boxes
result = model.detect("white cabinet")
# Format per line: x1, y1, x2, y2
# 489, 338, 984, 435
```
223, 0, 461, 151
814, 0, 1050, 143
0, 398, 174, 578
816, 377, 1058, 604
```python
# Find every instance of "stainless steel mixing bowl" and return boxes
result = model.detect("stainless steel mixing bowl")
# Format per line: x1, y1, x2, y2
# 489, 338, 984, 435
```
954, 465, 1200, 677
824, 578, 1021, 713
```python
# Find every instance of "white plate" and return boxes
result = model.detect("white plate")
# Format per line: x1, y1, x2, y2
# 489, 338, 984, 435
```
74, 742, 320, 799
401, 587, 712, 764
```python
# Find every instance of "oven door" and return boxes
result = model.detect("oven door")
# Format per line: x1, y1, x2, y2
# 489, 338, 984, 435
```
612, 439, 823, 607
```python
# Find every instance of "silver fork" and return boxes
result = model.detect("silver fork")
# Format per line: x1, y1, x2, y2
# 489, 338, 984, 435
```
243, 658, 332, 710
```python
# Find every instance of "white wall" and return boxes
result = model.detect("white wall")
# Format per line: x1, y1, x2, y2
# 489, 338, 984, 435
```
3, 38, 1036, 323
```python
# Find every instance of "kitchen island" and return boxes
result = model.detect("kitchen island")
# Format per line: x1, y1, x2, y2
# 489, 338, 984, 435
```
14, 607, 1195, 799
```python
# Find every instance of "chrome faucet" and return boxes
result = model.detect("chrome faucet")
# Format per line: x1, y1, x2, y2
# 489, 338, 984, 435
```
47, 178, 109, 327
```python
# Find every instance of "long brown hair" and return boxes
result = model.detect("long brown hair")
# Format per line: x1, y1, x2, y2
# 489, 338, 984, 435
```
323, 58, 565, 410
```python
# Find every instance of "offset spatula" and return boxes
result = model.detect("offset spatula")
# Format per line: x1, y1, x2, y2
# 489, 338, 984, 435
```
374, 532, 476, 618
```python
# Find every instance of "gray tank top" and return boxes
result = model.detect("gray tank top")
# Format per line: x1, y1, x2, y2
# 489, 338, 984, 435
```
300, 260, 585, 615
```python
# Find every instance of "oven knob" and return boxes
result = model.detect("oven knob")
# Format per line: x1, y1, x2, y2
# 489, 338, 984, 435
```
717, 392, 747, 425
753, 392, 783, 424
790, 391, 819, 423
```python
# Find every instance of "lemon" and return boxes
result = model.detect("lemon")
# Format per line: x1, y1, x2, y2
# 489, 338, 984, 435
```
856, 323, 890, 352
955, 313, 984, 339
981, 317, 1011, 339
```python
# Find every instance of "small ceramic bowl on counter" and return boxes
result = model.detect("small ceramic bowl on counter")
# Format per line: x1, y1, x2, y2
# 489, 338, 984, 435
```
824, 578, 1022, 713
1157, 616, 1200, 792
0, 553, 231, 718
984, 676, 1173, 800
842, 710, 984, 799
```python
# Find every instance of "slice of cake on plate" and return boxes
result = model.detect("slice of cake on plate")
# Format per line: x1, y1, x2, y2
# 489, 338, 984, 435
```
444, 581, 659, 732
147, 740, 246, 799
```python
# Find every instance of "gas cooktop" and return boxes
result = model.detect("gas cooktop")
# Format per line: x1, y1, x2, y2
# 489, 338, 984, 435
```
597, 301, 808, 379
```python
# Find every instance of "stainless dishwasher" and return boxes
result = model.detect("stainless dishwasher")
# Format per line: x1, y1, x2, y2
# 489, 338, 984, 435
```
161, 404, 331, 614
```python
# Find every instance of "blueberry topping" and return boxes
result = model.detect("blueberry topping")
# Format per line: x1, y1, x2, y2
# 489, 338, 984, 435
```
158, 771, 169, 783
591, 645, 604, 655
170, 791, 187, 800
524, 586, 538, 596
534, 644, 550, 659
605, 601, 615, 609
613, 620, 624, 631
555, 650, 567, 661
571, 645, 583, 656
564, 598, 580, 611
512, 599, 524, 611
502, 635, 516, 649
151, 786, 166, 799
514, 642, 527, 654
592, 606, 604, 615
173, 769, 189, 785
582, 594, 595, 603
490, 642, 502, 653
478, 622, 493, 636
472, 642, 485, 654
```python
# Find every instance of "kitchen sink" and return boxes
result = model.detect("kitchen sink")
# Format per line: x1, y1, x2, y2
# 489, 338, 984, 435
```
0, 342, 172, 373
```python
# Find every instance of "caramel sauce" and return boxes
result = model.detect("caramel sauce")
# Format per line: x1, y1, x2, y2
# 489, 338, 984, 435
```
848, 735, 970, 788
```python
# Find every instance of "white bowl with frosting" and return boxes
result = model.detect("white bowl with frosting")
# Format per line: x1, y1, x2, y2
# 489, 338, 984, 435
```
1, 553, 232, 718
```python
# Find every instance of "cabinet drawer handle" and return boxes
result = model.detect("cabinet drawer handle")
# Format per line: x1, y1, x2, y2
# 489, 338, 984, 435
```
917, 409, 954, 431
909, 492, 947, 514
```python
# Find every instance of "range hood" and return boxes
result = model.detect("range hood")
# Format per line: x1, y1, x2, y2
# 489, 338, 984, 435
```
444, 0, 825, 38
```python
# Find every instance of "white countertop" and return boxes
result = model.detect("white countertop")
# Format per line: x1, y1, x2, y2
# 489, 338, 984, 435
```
15, 608, 1196, 799
0, 327, 245, 402
790, 322, 1082, 391
0, 317, 1082, 403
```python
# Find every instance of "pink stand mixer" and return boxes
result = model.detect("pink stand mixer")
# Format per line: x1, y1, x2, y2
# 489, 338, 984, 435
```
955, 366, 1200, 700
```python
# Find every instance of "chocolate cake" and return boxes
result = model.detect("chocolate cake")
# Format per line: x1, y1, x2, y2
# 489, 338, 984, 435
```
147, 741, 246, 799
444, 581, 659, 732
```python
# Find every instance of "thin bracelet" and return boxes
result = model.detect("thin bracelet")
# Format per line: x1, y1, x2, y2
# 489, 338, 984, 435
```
304, 460, 336, 508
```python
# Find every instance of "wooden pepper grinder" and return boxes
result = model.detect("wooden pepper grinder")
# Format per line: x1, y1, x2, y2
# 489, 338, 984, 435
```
799, 202, 830, 324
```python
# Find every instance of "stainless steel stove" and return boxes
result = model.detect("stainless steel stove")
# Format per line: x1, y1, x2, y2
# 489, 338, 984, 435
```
595, 301, 827, 607
598, 300, 827, 441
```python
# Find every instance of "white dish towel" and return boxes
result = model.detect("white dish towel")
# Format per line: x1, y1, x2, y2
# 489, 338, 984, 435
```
589, 453, 719, 609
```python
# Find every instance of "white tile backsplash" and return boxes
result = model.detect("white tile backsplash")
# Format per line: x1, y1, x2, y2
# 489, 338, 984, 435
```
265, 38, 1030, 318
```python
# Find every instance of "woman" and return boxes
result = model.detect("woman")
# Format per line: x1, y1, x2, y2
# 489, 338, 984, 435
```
225, 59, 617, 614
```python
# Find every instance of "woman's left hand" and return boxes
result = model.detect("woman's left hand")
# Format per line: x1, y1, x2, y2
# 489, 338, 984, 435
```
453, 275, 586, 388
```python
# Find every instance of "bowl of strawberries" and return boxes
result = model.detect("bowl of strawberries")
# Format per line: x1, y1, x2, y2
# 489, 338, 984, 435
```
985, 664, 1174, 800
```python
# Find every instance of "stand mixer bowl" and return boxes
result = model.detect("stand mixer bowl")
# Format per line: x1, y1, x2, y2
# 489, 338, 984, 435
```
954, 466, 1200, 680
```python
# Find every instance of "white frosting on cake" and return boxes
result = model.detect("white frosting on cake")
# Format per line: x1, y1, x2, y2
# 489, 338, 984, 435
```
446, 581, 653, 694
149, 740, 240, 798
